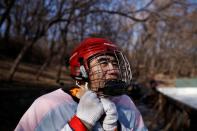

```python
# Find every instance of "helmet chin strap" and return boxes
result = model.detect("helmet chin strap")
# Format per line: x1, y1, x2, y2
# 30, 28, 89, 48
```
80, 65, 88, 78
79, 57, 89, 81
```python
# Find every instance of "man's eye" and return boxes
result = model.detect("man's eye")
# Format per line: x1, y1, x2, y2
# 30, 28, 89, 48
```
112, 61, 118, 66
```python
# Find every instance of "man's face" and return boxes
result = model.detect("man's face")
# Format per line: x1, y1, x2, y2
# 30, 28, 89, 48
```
88, 55, 120, 91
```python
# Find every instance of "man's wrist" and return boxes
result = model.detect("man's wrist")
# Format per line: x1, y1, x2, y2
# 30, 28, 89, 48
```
80, 119, 93, 130
69, 115, 87, 131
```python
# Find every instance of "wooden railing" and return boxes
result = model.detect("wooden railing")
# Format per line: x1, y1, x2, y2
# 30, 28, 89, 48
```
151, 87, 197, 131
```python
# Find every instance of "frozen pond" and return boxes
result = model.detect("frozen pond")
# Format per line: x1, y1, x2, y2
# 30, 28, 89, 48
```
157, 87, 197, 109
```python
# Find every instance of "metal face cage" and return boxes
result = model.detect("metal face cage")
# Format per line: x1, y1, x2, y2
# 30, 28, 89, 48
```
87, 50, 132, 95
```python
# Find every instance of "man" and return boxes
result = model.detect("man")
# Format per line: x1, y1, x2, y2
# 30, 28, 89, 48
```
15, 38, 148, 131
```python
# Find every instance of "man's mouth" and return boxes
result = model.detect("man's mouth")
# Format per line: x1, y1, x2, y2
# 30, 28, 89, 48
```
105, 72, 119, 79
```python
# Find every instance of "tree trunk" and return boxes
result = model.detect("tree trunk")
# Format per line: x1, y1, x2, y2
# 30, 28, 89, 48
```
36, 41, 55, 80
56, 45, 66, 83
8, 40, 35, 81
0, 0, 15, 27
55, 1, 74, 83
36, 57, 52, 80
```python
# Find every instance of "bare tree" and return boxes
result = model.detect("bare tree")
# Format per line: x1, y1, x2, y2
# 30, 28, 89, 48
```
1, 0, 195, 83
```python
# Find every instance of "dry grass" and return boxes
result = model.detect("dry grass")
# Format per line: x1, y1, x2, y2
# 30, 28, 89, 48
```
0, 60, 74, 88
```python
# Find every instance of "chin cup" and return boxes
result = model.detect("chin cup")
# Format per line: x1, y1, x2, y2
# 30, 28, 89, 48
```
98, 80, 132, 96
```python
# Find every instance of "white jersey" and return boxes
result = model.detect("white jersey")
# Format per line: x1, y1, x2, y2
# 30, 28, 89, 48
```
15, 88, 148, 131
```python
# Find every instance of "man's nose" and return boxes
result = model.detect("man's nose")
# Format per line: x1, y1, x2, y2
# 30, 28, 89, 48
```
108, 62, 114, 69
106, 62, 119, 76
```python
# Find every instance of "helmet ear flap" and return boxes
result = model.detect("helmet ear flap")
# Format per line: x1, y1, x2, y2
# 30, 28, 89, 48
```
78, 57, 89, 81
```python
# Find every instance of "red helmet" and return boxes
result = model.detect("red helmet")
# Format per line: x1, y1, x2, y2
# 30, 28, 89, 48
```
69, 38, 120, 80
69, 37, 132, 88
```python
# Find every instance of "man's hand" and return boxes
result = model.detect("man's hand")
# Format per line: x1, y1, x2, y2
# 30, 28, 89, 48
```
100, 98, 118, 131
76, 91, 104, 129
